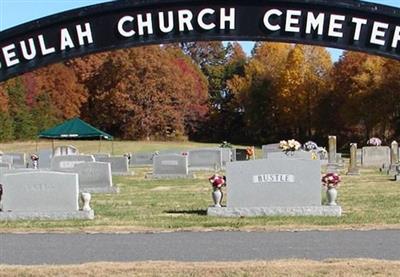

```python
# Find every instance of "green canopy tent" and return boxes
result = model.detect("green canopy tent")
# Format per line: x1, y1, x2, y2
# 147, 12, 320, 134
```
38, 118, 114, 154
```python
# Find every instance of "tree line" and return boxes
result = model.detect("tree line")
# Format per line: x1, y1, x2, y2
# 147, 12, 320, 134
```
1, 42, 400, 149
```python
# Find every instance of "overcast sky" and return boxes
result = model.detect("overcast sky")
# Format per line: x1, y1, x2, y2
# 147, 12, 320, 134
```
0, 0, 398, 60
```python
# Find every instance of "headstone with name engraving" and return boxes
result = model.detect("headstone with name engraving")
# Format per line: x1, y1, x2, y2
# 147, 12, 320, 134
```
54, 145, 79, 156
131, 152, 154, 167
51, 155, 95, 171
188, 149, 223, 171
362, 146, 390, 167
95, 156, 130, 175
0, 171, 93, 220
151, 154, 192, 179
3, 153, 26, 168
38, 149, 53, 169
208, 159, 341, 217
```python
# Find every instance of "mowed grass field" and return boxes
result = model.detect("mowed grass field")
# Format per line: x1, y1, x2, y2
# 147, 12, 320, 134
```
0, 140, 400, 232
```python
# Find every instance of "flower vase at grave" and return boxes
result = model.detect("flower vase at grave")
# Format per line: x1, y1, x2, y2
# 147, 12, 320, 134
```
326, 187, 338, 206
212, 188, 223, 207
81, 192, 92, 211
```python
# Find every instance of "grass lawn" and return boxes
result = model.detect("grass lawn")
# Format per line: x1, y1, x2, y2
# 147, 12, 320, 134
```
1, 259, 400, 276
0, 140, 399, 232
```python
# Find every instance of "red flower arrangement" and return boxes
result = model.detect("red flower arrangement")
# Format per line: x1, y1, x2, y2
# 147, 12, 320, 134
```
321, 173, 341, 189
208, 174, 226, 189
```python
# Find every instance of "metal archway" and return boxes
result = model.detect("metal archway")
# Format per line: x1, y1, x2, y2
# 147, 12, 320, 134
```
1, 0, 400, 82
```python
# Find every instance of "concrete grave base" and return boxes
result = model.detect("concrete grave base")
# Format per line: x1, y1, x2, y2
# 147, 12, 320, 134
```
0, 210, 94, 221
207, 206, 342, 217
146, 173, 195, 179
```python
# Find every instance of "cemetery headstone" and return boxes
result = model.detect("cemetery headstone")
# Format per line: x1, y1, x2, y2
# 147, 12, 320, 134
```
3, 153, 26, 168
347, 143, 360, 176
95, 156, 130, 175
265, 150, 314, 160
71, 162, 117, 193
188, 149, 223, 171
262, 143, 281, 158
232, 148, 248, 161
219, 148, 232, 168
208, 159, 341, 217
0, 171, 93, 220
0, 156, 13, 165
51, 155, 95, 171
327, 136, 339, 173
388, 141, 399, 175
362, 146, 390, 167
357, 149, 362, 165
0, 162, 11, 170
93, 153, 111, 159
131, 152, 154, 167
151, 154, 192, 179
38, 149, 53, 169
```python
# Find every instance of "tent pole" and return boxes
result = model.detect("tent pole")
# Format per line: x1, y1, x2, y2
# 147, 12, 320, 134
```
111, 140, 114, 156
99, 136, 102, 153
52, 139, 55, 155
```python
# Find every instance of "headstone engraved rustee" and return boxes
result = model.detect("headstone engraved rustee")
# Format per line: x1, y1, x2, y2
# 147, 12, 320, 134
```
347, 143, 360, 176
388, 141, 399, 175
207, 159, 341, 217
0, 171, 94, 220
327, 136, 338, 173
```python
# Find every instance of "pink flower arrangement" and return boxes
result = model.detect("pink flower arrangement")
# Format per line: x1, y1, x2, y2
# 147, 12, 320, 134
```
208, 174, 226, 189
321, 173, 341, 189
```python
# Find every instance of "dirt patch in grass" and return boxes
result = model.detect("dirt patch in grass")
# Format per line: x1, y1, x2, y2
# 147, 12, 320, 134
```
1, 259, 400, 276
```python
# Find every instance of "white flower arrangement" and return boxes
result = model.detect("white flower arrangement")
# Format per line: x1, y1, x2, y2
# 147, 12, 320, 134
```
367, 137, 382, 146
280, 139, 301, 152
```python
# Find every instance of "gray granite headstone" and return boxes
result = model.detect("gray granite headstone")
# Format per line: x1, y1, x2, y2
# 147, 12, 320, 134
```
51, 155, 95, 171
0, 156, 13, 165
362, 146, 390, 167
0, 162, 11, 169
3, 153, 26, 168
152, 154, 191, 178
93, 153, 111, 159
38, 149, 53, 169
188, 149, 222, 171
327, 136, 338, 173
95, 156, 130, 175
262, 143, 281, 158
0, 171, 94, 220
265, 150, 314, 160
0, 171, 79, 212
226, 159, 322, 208
72, 162, 116, 193
388, 141, 399, 175
131, 152, 154, 166
357, 149, 362, 164
219, 148, 232, 167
